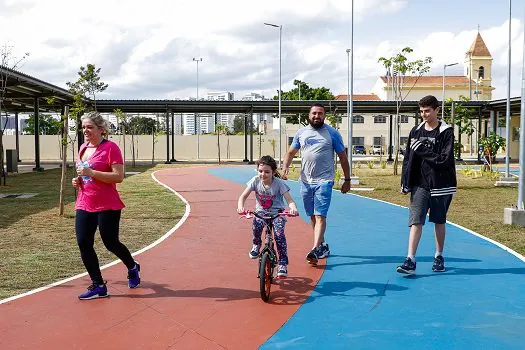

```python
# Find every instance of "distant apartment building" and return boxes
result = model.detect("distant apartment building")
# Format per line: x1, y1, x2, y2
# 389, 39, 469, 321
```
241, 92, 270, 134
1, 115, 27, 135
192, 91, 235, 133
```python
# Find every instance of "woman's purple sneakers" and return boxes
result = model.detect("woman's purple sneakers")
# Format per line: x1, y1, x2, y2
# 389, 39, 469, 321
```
78, 282, 109, 300
128, 262, 141, 288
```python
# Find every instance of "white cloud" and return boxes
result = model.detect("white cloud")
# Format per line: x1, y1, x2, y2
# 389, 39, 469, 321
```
1, 0, 522, 101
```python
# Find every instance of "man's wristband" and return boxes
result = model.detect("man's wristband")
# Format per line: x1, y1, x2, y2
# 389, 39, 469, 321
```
344, 178, 351, 182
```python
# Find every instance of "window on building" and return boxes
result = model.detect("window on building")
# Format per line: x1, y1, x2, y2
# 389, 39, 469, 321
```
374, 115, 386, 123
478, 66, 485, 79
373, 136, 384, 146
399, 115, 409, 123
352, 115, 364, 123
352, 137, 364, 146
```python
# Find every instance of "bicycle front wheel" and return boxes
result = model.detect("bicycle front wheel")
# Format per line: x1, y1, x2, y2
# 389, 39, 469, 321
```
259, 252, 272, 302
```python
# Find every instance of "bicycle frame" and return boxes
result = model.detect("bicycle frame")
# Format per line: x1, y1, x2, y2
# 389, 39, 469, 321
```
240, 209, 296, 301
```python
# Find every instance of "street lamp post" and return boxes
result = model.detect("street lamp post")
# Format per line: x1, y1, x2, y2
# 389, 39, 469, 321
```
347, 0, 354, 174
518, 0, 525, 210
505, 0, 512, 178
264, 22, 282, 168
442, 62, 458, 119
193, 57, 202, 159
347, 48, 353, 174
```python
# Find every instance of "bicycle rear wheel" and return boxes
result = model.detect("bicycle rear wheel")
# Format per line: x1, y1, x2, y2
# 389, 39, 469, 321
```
259, 252, 272, 302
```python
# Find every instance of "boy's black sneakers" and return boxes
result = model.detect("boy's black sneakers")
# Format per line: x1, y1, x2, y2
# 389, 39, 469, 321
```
396, 257, 416, 275
432, 255, 445, 272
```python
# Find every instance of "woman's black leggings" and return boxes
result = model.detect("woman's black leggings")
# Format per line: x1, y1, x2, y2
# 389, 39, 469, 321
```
75, 209, 135, 284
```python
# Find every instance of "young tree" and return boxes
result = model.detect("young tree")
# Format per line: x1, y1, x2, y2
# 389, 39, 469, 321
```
66, 64, 107, 150
67, 64, 108, 111
59, 106, 69, 216
444, 96, 476, 159
215, 123, 229, 164
378, 47, 432, 174
233, 115, 256, 134
275, 80, 335, 125
0, 45, 29, 185
24, 113, 62, 134
114, 108, 128, 172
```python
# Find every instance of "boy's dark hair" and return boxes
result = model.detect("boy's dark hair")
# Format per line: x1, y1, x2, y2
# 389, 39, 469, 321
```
310, 103, 326, 112
418, 95, 440, 110
256, 155, 281, 178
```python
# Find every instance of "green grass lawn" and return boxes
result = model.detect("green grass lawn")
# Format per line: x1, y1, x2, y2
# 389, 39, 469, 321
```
0, 164, 185, 300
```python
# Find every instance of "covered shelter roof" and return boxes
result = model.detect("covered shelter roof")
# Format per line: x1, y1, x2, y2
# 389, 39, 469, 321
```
486, 97, 522, 115
0, 65, 75, 113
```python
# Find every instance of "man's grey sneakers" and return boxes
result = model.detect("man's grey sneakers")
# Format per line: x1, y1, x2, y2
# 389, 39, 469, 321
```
396, 257, 416, 275
306, 247, 320, 265
318, 242, 330, 259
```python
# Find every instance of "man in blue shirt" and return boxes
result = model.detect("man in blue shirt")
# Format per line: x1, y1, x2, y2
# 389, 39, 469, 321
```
282, 103, 351, 265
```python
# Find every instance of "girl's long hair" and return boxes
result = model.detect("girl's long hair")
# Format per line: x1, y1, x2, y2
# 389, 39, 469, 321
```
256, 155, 281, 178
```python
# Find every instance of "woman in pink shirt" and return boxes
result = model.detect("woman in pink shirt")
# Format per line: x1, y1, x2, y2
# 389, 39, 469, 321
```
72, 111, 140, 300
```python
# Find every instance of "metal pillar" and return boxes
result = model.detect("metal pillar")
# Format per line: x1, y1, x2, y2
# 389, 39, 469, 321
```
249, 109, 254, 164
33, 98, 43, 171
170, 110, 176, 162
387, 114, 393, 162
243, 115, 249, 162
164, 111, 171, 164
15, 112, 20, 162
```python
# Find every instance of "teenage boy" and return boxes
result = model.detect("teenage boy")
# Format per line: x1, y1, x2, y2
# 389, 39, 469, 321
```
396, 95, 457, 274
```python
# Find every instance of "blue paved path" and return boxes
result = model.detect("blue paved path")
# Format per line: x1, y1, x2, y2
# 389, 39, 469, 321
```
210, 166, 525, 350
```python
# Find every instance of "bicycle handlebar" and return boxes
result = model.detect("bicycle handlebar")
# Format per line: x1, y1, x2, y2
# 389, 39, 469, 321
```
239, 210, 297, 220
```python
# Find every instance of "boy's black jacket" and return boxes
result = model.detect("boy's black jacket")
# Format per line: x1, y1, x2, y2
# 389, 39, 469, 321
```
401, 121, 457, 196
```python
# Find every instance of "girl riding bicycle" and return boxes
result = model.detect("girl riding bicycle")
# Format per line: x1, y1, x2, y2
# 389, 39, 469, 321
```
237, 155, 298, 278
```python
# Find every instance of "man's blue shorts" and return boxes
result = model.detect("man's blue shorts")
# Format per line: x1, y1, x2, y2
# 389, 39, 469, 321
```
300, 181, 334, 217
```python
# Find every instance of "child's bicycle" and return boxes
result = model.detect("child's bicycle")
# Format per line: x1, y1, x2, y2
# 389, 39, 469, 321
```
239, 210, 297, 302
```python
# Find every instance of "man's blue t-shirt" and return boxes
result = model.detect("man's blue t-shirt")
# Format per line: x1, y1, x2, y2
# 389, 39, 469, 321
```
291, 124, 345, 184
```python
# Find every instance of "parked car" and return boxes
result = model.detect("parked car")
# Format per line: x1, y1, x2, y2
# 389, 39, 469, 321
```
353, 145, 366, 155
370, 145, 384, 155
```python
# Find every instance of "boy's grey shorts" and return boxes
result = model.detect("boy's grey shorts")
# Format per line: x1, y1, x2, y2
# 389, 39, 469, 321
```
408, 186, 452, 226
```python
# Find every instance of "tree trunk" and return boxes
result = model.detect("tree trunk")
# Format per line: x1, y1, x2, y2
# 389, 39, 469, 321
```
59, 108, 69, 216
393, 111, 400, 175
0, 132, 5, 185
122, 127, 127, 173
217, 132, 221, 164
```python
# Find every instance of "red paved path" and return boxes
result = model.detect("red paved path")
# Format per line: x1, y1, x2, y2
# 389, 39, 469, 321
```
0, 166, 323, 349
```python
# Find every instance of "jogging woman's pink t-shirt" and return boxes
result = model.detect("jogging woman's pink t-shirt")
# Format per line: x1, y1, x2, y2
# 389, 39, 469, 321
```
75, 139, 125, 212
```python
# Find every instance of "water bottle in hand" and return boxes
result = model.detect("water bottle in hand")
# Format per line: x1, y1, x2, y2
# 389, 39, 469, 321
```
77, 161, 92, 182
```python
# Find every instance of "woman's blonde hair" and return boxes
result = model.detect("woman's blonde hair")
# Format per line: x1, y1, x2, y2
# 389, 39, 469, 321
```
81, 111, 109, 138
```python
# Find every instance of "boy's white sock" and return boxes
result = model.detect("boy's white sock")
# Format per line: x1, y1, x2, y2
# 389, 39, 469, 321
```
435, 252, 443, 258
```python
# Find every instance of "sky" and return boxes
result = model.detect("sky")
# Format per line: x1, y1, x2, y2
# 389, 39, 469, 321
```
2, 0, 525, 101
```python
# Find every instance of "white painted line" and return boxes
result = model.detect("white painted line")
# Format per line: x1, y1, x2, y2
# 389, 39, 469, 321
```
0, 169, 191, 305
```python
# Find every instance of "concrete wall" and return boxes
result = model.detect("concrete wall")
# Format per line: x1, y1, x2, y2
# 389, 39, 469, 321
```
3, 134, 287, 162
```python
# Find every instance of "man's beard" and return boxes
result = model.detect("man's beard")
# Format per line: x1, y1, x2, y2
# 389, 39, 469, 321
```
308, 119, 324, 129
